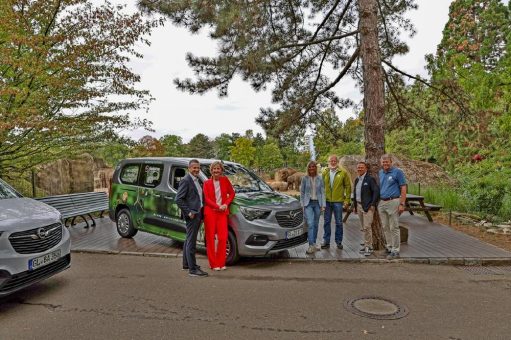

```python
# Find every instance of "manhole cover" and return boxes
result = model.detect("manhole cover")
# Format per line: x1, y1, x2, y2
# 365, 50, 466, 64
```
344, 296, 409, 320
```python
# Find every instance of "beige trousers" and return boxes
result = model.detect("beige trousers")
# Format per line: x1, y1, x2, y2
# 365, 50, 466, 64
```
378, 198, 401, 252
356, 203, 374, 248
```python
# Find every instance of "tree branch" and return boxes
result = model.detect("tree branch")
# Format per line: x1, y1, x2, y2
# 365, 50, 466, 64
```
382, 60, 471, 116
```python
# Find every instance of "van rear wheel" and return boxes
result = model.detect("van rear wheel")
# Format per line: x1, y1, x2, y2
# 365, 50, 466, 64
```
116, 209, 138, 238
225, 230, 239, 265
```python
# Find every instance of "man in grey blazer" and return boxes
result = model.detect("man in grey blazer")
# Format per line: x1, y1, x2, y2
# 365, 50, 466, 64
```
175, 159, 208, 277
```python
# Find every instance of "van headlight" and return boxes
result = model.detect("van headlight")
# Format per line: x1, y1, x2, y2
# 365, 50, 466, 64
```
239, 207, 271, 221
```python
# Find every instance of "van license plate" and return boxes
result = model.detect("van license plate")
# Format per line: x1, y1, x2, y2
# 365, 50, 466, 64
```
286, 228, 303, 240
29, 250, 62, 271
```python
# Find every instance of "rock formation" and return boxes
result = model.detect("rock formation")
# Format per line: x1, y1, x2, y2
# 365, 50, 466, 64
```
35, 153, 113, 195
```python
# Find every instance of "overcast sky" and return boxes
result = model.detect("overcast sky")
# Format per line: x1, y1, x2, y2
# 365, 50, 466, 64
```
111, 0, 454, 142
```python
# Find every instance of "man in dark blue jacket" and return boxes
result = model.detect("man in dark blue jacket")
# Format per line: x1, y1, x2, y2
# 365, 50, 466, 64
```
176, 159, 208, 277
352, 161, 380, 256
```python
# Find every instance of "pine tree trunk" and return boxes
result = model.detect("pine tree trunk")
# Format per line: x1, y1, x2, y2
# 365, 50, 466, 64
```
358, 0, 386, 250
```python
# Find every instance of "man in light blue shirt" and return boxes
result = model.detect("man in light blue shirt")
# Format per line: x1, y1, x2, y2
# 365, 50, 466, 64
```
378, 154, 407, 259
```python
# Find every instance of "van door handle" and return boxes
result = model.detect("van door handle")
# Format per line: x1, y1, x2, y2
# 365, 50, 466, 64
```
153, 194, 161, 198
164, 196, 174, 200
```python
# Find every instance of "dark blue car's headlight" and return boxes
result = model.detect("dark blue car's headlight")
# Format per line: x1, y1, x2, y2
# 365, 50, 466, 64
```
239, 207, 271, 221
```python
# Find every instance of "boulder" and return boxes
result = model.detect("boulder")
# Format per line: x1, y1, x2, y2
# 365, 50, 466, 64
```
339, 154, 455, 186
35, 153, 113, 195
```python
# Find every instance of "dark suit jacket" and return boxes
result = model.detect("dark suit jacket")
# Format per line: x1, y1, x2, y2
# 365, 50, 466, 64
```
353, 173, 380, 213
175, 174, 202, 217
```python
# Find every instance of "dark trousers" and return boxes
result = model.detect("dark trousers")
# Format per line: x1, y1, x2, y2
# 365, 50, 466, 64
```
183, 211, 202, 271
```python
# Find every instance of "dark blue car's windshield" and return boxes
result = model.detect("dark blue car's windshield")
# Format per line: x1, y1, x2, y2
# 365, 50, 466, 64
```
200, 163, 272, 193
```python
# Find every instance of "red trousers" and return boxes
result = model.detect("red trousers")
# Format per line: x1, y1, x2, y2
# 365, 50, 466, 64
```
204, 210, 228, 268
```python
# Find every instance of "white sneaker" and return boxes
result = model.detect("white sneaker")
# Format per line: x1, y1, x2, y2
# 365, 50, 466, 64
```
306, 245, 316, 254
315, 244, 321, 250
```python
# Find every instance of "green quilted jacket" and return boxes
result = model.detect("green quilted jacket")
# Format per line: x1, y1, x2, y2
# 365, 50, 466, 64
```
322, 167, 352, 204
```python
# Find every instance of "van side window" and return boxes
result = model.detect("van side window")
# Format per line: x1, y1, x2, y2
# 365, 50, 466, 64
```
120, 164, 140, 185
142, 164, 164, 188
171, 167, 187, 190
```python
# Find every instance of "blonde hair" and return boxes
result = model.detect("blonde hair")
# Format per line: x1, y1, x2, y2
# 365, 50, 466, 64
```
209, 161, 224, 174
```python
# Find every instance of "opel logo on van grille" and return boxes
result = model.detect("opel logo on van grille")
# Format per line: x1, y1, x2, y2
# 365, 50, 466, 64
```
275, 209, 303, 228
36, 227, 49, 239
288, 210, 299, 219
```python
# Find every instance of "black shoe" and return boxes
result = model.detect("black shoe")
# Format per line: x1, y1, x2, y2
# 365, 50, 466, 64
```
359, 247, 366, 253
182, 267, 189, 270
384, 248, 392, 254
189, 268, 208, 277
320, 243, 330, 249
337, 243, 343, 249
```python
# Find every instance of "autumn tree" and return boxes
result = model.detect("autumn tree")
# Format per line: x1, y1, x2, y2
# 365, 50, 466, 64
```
0, 0, 159, 176
131, 135, 165, 157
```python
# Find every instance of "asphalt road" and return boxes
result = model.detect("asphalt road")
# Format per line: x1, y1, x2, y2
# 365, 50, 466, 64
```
1, 253, 510, 340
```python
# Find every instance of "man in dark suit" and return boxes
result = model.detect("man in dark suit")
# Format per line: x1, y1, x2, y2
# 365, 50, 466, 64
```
175, 159, 208, 277
352, 161, 380, 256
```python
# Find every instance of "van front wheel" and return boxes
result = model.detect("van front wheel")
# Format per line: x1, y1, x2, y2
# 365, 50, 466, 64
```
116, 209, 138, 238
225, 230, 239, 266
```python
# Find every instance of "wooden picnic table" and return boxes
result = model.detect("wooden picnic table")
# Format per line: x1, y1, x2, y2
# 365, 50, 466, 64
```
404, 194, 439, 222
343, 194, 441, 222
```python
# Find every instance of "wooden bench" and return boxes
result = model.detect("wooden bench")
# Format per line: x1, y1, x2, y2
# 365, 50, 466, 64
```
37, 192, 109, 228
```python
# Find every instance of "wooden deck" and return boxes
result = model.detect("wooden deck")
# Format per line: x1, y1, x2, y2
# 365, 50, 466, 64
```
68, 214, 511, 264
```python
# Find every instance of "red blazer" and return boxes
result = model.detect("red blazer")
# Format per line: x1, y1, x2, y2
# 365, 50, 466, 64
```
203, 176, 235, 215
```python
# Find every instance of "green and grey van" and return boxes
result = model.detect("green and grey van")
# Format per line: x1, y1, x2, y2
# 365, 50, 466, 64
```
108, 157, 307, 265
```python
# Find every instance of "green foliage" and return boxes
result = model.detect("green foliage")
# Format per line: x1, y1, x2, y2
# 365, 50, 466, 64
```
410, 159, 511, 221
213, 133, 233, 160
453, 160, 511, 220
255, 141, 284, 171
94, 141, 132, 168
229, 137, 255, 167
160, 134, 185, 157
185, 133, 214, 158
498, 194, 511, 221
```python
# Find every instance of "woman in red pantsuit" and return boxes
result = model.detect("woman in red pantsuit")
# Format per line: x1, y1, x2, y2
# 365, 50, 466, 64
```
203, 161, 235, 270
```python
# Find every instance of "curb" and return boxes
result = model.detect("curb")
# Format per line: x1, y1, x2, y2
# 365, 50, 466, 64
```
71, 249, 511, 266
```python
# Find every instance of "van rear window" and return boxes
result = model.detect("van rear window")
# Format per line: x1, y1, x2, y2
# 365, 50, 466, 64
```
120, 164, 140, 185
142, 164, 164, 188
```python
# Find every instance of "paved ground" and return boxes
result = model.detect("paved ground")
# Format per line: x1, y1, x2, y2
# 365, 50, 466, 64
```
1, 253, 510, 340
69, 214, 511, 265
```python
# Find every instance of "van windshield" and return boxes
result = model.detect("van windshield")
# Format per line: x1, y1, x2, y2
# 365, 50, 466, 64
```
0, 179, 22, 199
201, 164, 272, 193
